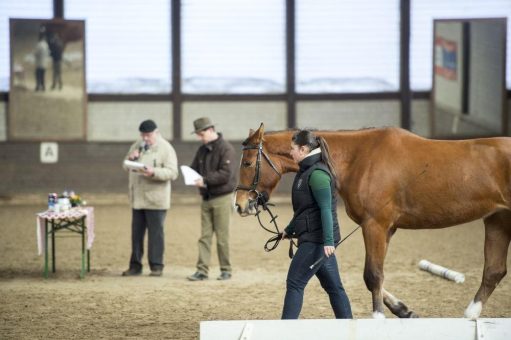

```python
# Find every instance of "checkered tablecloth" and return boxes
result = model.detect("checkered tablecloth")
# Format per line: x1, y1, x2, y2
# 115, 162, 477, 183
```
36, 206, 95, 255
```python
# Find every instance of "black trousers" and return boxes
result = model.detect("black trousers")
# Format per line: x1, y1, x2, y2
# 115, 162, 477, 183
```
51, 60, 62, 89
35, 68, 45, 90
129, 209, 167, 271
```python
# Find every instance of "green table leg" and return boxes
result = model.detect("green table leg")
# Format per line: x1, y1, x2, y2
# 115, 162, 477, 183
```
81, 217, 86, 279
86, 216, 90, 273
51, 220, 56, 273
44, 220, 49, 279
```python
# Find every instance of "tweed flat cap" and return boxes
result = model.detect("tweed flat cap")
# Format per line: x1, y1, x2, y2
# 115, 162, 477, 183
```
192, 117, 214, 134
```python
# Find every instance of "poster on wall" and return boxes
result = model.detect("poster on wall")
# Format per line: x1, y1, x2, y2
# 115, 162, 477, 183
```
8, 18, 86, 140
434, 36, 458, 81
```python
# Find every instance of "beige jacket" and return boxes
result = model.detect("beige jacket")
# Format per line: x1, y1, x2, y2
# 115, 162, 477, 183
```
123, 135, 178, 209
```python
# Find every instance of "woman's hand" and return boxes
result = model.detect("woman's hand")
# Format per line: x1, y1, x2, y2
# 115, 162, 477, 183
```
324, 245, 335, 257
281, 230, 288, 240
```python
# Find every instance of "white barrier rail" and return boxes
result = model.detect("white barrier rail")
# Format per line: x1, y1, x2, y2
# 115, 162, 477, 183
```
201, 318, 511, 340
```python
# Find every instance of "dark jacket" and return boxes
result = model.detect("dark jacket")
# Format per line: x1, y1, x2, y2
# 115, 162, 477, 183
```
191, 133, 237, 200
289, 153, 341, 245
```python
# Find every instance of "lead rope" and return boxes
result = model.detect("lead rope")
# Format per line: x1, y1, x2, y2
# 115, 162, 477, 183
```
254, 192, 361, 261
254, 195, 297, 258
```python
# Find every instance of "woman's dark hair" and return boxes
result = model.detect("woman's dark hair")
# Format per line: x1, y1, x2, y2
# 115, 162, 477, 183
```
292, 130, 339, 190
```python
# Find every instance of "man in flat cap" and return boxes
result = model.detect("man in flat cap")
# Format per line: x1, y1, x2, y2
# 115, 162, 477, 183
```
122, 119, 179, 277
187, 117, 236, 281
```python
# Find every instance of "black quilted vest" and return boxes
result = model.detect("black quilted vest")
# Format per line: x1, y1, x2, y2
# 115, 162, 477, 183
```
290, 153, 341, 245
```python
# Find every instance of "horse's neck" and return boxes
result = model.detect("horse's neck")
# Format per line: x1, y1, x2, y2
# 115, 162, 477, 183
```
265, 129, 373, 176
277, 154, 298, 173
265, 131, 297, 173
318, 130, 369, 169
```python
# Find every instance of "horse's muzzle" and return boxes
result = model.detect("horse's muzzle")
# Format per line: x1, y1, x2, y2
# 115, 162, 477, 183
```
235, 199, 258, 217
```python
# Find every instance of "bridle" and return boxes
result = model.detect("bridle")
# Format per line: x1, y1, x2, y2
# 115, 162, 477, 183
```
236, 139, 291, 252
236, 139, 281, 196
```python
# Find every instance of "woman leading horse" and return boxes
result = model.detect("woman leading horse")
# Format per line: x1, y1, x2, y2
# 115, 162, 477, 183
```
235, 123, 511, 319
281, 129, 352, 319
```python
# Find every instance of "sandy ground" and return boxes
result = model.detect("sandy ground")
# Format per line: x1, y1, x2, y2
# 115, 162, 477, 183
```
0, 201, 510, 339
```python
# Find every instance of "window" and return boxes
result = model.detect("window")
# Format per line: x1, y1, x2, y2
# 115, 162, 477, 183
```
66, 0, 171, 93
182, 0, 286, 94
411, 0, 511, 90
296, 0, 400, 93
0, 0, 52, 91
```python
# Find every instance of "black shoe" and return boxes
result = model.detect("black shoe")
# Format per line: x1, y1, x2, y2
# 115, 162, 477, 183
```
187, 271, 208, 281
150, 269, 163, 277
122, 268, 142, 276
217, 271, 232, 280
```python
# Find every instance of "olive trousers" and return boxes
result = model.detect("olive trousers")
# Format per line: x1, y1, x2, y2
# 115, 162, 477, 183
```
196, 193, 232, 275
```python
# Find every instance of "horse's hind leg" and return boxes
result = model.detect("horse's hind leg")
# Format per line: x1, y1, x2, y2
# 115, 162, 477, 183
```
465, 210, 511, 319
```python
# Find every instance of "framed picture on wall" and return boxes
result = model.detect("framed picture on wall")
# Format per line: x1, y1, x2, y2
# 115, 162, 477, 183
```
8, 18, 86, 140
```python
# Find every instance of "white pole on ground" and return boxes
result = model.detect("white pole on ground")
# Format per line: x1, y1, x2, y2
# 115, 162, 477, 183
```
418, 259, 465, 283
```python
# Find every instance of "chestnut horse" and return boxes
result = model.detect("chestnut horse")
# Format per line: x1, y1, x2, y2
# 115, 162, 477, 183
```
235, 123, 511, 319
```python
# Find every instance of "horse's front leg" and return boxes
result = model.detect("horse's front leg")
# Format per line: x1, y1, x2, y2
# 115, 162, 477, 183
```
361, 219, 388, 318
382, 288, 418, 318
380, 227, 419, 318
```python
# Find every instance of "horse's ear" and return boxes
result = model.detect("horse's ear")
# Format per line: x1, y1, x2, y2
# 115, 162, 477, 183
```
253, 123, 265, 141
248, 123, 265, 141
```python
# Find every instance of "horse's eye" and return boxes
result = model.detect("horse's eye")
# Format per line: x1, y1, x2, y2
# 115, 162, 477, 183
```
243, 161, 252, 167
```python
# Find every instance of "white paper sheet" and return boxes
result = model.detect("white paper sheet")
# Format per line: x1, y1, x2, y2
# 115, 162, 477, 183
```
180, 165, 202, 185
124, 159, 146, 172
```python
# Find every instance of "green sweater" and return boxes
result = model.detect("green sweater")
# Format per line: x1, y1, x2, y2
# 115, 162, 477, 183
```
286, 169, 335, 246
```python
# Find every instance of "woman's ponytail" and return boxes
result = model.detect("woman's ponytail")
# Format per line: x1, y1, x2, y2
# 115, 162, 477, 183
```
318, 136, 339, 191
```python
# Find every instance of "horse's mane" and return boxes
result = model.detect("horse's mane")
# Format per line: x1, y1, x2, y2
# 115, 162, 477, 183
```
264, 128, 298, 135
264, 127, 380, 135
242, 126, 389, 146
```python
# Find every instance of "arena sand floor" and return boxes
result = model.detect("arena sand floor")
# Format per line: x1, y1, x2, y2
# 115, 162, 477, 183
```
0, 200, 510, 339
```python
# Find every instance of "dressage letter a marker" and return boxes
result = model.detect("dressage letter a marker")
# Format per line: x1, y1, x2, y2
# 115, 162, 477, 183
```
40, 142, 58, 163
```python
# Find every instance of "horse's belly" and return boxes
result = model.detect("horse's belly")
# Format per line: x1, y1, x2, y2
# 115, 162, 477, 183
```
394, 204, 505, 229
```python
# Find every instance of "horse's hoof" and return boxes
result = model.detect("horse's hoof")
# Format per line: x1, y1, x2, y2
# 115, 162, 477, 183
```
408, 311, 419, 318
464, 300, 482, 320
372, 311, 386, 319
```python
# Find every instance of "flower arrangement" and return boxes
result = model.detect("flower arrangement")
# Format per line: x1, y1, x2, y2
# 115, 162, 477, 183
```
70, 194, 85, 207
65, 191, 87, 207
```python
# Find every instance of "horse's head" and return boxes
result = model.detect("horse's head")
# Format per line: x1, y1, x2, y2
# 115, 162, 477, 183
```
235, 123, 283, 216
